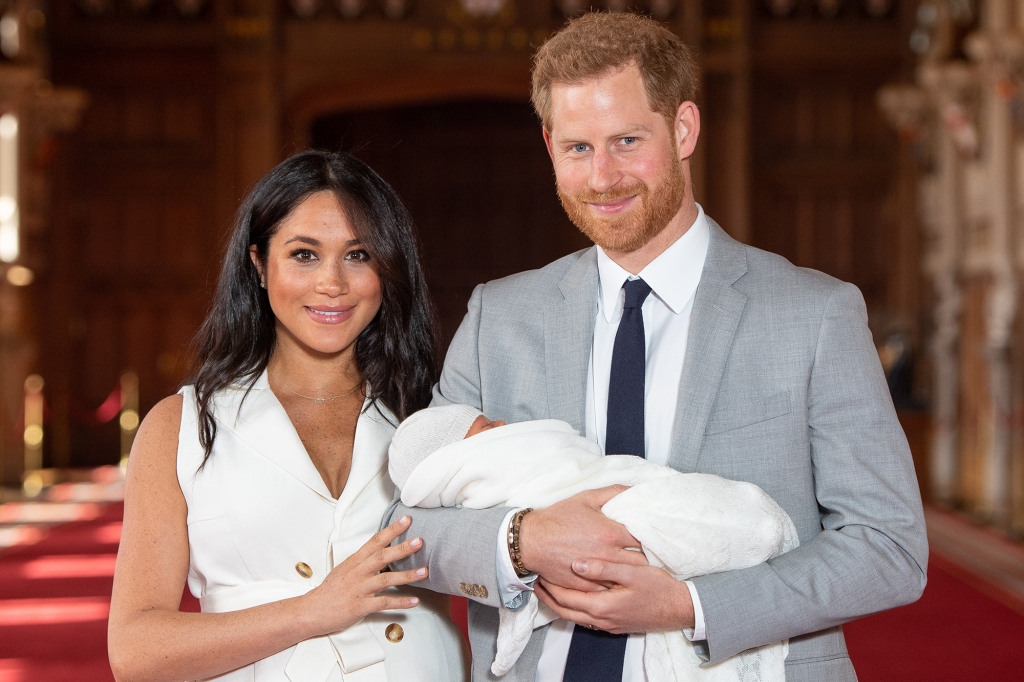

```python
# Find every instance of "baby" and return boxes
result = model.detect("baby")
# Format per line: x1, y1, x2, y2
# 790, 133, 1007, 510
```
390, 404, 799, 682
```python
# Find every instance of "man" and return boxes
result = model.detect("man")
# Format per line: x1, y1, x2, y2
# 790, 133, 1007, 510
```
391, 12, 927, 682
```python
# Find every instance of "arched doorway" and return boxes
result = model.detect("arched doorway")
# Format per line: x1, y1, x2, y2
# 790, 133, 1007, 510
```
311, 100, 589, 348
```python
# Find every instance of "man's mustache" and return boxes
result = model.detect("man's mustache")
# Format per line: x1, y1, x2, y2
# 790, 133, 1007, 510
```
569, 182, 649, 205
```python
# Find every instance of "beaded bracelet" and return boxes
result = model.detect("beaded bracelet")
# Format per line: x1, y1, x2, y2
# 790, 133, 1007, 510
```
507, 507, 534, 578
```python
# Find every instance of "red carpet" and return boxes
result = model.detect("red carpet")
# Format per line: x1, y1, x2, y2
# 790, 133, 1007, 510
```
2, 500, 1022, 681
844, 553, 1024, 681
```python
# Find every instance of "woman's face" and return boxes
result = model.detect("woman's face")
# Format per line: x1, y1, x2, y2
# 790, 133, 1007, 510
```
251, 191, 382, 358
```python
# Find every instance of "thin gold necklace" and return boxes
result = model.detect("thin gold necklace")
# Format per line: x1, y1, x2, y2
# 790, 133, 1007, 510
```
270, 372, 361, 405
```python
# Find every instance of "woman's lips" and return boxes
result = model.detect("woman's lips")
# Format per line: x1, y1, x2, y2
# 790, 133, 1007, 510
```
304, 305, 355, 324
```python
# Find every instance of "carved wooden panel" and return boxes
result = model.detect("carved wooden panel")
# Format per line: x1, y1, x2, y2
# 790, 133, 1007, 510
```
748, 6, 907, 321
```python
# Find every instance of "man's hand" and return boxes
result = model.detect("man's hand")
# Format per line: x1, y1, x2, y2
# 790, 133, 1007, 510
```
518, 486, 647, 592
534, 559, 695, 634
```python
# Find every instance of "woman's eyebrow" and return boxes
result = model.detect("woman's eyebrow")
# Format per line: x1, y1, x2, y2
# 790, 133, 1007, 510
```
282, 236, 363, 247
284, 236, 321, 246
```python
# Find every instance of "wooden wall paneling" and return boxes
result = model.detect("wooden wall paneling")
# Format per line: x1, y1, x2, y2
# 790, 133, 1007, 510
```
750, 72, 901, 319
46, 20, 220, 466
0, 62, 87, 484
678, 0, 706, 210
311, 101, 589, 348
700, 0, 750, 242
216, 0, 282, 238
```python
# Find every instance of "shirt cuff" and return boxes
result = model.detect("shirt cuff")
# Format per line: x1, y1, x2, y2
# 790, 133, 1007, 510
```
495, 508, 537, 611
683, 580, 707, 641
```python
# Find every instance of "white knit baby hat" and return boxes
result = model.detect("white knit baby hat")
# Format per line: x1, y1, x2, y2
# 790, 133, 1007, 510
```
389, 404, 483, 489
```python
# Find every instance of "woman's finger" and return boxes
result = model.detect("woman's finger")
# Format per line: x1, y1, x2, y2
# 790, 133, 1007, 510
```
372, 566, 428, 590
370, 594, 420, 613
369, 515, 413, 551
343, 516, 413, 569
366, 536, 422, 572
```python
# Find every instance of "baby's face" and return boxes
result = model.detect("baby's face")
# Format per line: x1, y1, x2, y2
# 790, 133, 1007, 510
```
465, 415, 506, 439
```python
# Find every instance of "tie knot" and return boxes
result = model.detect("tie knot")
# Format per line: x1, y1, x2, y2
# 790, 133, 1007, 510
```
622, 278, 652, 309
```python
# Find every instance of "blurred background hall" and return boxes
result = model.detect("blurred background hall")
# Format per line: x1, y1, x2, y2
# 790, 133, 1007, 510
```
0, 0, 1023, 680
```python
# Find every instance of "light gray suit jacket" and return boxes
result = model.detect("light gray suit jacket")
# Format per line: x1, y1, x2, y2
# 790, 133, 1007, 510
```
391, 220, 927, 681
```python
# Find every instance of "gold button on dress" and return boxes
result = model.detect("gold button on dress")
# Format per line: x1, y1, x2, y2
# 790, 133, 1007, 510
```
385, 623, 404, 643
295, 562, 313, 579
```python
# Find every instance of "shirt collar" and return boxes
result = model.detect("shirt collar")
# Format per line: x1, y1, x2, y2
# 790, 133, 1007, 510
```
596, 204, 710, 322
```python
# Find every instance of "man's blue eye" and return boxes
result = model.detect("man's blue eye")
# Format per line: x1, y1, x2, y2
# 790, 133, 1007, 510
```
573, 144, 588, 153
622, 137, 637, 145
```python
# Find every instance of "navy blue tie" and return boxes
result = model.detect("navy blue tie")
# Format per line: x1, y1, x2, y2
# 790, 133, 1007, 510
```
563, 277, 651, 682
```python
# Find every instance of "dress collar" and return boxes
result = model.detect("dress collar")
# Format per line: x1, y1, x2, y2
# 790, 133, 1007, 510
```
596, 204, 711, 322
215, 370, 396, 504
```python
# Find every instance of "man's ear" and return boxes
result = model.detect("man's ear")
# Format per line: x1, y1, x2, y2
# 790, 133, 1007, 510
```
248, 245, 265, 286
674, 101, 700, 161
542, 127, 555, 162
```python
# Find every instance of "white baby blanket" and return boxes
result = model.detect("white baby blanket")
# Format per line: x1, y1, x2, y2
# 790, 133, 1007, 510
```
392, 418, 799, 682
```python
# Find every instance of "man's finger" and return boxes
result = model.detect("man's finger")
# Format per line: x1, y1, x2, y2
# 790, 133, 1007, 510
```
579, 485, 630, 509
572, 558, 641, 585
538, 572, 609, 592
610, 547, 648, 567
535, 583, 616, 632
540, 579, 612, 614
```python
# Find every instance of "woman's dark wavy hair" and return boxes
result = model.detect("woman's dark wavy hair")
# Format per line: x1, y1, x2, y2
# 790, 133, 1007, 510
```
188, 150, 439, 465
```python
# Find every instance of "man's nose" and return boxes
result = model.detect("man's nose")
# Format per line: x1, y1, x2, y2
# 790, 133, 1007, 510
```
588, 148, 620, 194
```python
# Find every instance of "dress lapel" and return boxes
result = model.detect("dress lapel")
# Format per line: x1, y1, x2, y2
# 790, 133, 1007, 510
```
214, 371, 335, 502
545, 248, 599, 432
669, 220, 749, 473
334, 402, 395, 519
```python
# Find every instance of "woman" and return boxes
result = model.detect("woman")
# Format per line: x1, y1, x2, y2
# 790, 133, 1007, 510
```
108, 150, 467, 682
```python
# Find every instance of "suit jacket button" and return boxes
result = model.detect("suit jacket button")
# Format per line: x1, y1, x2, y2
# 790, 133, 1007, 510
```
385, 623, 404, 643
295, 562, 313, 579
459, 582, 470, 596
478, 585, 488, 599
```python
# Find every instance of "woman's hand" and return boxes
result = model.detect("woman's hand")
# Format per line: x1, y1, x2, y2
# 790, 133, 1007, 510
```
302, 515, 427, 636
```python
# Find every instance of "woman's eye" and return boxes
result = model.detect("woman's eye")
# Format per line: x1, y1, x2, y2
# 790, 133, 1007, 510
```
346, 249, 371, 262
291, 249, 317, 262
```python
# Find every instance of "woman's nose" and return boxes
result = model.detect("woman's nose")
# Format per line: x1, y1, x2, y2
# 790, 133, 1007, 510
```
315, 263, 347, 297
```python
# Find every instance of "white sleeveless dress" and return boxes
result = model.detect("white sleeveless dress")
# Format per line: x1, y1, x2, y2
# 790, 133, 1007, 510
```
177, 372, 468, 682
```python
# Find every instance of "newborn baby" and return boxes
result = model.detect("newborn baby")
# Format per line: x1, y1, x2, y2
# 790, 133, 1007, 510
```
389, 405, 799, 682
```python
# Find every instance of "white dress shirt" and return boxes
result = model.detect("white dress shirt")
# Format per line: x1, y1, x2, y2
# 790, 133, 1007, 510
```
496, 206, 711, 682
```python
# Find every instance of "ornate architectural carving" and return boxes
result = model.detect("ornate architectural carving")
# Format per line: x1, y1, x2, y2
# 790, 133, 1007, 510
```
881, 0, 1024, 534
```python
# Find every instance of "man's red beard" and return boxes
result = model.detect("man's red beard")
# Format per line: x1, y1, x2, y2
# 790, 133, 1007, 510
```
557, 158, 687, 253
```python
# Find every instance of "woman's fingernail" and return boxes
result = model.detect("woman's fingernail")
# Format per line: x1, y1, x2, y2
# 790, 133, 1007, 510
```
572, 560, 588, 574
410, 537, 422, 548
400, 515, 410, 525
409, 597, 420, 606
416, 567, 427, 576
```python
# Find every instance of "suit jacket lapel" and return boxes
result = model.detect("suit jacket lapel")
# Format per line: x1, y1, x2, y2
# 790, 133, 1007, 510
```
545, 248, 599, 432
669, 220, 749, 472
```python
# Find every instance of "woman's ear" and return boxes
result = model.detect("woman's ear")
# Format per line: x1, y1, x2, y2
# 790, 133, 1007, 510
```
248, 245, 266, 289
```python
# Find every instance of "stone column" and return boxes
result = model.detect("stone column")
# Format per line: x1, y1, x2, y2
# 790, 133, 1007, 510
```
964, 3, 1024, 526
918, 61, 977, 506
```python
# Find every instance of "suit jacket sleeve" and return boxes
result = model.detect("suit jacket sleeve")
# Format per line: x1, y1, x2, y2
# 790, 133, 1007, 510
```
689, 282, 928, 663
386, 284, 511, 608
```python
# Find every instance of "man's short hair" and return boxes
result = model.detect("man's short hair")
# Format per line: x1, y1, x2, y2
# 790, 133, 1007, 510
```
531, 12, 699, 131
